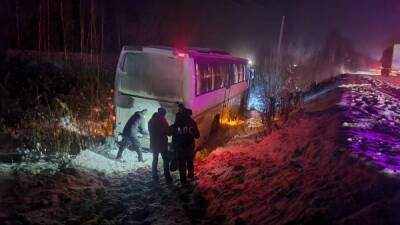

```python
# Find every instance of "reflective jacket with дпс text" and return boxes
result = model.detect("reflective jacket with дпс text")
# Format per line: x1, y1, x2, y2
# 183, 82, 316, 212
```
171, 115, 200, 149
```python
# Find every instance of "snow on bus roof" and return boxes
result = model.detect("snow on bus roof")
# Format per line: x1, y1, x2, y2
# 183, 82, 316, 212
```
187, 50, 247, 62
186, 47, 229, 55
122, 45, 247, 62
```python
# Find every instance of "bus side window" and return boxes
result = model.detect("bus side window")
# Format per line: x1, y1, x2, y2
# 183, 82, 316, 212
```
196, 63, 201, 95
204, 63, 213, 93
225, 64, 232, 88
195, 60, 246, 95
238, 64, 244, 82
230, 64, 237, 85
196, 61, 213, 95
213, 62, 225, 89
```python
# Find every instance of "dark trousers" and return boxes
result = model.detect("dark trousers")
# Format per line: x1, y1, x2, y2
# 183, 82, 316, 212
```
152, 150, 171, 179
177, 147, 194, 183
117, 137, 143, 162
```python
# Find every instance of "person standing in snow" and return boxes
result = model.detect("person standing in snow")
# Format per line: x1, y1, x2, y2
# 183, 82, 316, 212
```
171, 108, 199, 184
169, 102, 189, 172
148, 107, 172, 182
116, 109, 149, 162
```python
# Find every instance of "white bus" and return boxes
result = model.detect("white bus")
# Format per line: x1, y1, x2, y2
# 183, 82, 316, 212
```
114, 46, 249, 149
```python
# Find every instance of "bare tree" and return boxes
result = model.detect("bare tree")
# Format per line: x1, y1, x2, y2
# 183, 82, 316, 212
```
89, 0, 96, 63
46, 0, 51, 54
15, 0, 21, 49
252, 48, 286, 127
38, 0, 42, 51
60, 0, 68, 61
79, 0, 85, 59
100, 0, 105, 78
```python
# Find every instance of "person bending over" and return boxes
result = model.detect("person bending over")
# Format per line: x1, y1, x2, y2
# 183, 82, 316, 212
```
116, 109, 148, 162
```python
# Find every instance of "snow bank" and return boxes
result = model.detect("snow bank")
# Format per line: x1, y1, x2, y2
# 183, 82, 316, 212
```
0, 160, 60, 176
195, 79, 400, 225
0, 142, 153, 177
0, 143, 205, 225
4, 75, 400, 225
72, 147, 152, 174
340, 76, 400, 173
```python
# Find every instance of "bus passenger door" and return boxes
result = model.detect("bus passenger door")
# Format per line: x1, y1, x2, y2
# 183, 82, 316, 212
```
221, 65, 232, 120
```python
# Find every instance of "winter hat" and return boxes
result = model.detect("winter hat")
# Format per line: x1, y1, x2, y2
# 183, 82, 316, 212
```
158, 107, 167, 116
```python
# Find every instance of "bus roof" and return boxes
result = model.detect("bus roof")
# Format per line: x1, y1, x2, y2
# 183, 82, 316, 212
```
187, 50, 248, 63
122, 45, 248, 63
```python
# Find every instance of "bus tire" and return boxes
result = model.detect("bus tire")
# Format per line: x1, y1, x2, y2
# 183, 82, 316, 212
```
211, 114, 220, 133
239, 90, 249, 115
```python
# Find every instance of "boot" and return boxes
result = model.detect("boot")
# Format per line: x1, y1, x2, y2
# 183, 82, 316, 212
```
165, 173, 173, 183
116, 148, 123, 160
179, 171, 187, 184
188, 172, 194, 180
152, 175, 159, 182
138, 154, 144, 162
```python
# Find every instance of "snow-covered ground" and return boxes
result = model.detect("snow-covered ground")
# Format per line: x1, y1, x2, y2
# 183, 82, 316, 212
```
195, 75, 400, 225
0, 123, 246, 225
0, 142, 154, 177
340, 76, 400, 173
73, 143, 153, 175
2, 75, 400, 225
0, 147, 209, 225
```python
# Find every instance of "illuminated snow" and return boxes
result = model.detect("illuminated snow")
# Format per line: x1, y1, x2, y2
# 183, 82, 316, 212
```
339, 83, 371, 88
247, 84, 266, 112
72, 145, 153, 175
341, 77, 400, 172
0, 143, 154, 176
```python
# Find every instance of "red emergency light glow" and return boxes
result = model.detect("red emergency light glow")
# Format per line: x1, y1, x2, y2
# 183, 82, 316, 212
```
178, 53, 185, 57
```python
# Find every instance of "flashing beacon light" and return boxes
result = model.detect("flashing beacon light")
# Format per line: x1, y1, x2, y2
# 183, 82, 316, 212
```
248, 60, 253, 66
178, 52, 185, 58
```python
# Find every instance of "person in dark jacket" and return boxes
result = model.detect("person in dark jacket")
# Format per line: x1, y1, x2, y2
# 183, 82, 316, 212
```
148, 108, 172, 182
116, 109, 148, 162
171, 108, 200, 184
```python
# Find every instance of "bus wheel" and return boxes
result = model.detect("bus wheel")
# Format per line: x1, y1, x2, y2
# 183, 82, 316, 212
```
211, 114, 220, 133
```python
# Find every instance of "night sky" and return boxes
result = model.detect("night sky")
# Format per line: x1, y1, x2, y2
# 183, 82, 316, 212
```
228, 0, 400, 59
281, 0, 400, 59
0, 0, 399, 59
